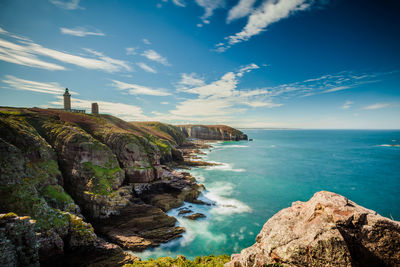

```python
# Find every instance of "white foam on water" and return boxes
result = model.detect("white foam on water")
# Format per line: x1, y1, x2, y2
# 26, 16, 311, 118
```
203, 182, 252, 216
205, 161, 246, 173
176, 217, 226, 246
219, 145, 249, 148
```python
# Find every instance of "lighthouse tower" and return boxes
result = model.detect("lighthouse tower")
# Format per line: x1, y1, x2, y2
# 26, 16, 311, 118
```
63, 88, 71, 110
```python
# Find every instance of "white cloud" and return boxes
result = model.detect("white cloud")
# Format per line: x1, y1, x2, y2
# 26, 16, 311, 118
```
142, 38, 151, 45
141, 49, 170, 66
172, 0, 186, 7
111, 80, 170, 96
195, 0, 225, 23
237, 63, 259, 77
227, 0, 257, 23
2, 75, 78, 95
218, 0, 311, 51
178, 73, 205, 88
362, 103, 391, 110
342, 100, 354, 109
126, 47, 137, 55
170, 97, 244, 117
0, 28, 132, 72
137, 62, 157, 73
323, 86, 351, 93
169, 63, 278, 121
60, 26, 105, 37
161, 101, 169, 105
49, 0, 82, 10
0, 39, 66, 70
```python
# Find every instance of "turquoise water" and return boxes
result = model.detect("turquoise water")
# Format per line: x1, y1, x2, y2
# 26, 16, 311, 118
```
135, 130, 400, 259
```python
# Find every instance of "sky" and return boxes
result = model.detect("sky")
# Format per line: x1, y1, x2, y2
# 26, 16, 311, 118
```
0, 0, 399, 129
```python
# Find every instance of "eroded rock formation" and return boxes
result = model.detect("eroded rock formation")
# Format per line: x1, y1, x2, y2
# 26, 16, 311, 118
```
178, 125, 248, 141
229, 191, 400, 267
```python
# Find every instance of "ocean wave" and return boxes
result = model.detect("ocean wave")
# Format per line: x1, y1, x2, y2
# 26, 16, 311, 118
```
379, 144, 400, 147
206, 161, 246, 172
203, 182, 252, 215
220, 145, 249, 148
205, 191, 252, 215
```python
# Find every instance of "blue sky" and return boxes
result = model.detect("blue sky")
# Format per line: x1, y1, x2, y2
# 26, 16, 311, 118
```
0, 0, 399, 129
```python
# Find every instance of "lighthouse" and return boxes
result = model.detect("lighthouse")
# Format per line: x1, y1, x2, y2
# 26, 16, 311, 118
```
63, 88, 71, 110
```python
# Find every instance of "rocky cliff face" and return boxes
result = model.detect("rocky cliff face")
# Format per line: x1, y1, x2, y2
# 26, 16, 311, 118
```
178, 125, 248, 141
0, 107, 212, 265
230, 191, 400, 267
0, 213, 39, 267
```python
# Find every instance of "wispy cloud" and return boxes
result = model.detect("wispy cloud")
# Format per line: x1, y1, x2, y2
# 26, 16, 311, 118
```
2, 75, 78, 95
195, 0, 225, 24
217, 0, 314, 51
60, 26, 105, 37
137, 62, 157, 73
0, 38, 66, 70
172, 0, 186, 7
49, 0, 83, 10
111, 80, 170, 96
362, 103, 391, 110
342, 100, 354, 109
262, 71, 385, 99
0, 27, 131, 72
126, 47, 137, 55
141, 49, 170, 66
227, 0, 257, 23
142, 38, 151, 45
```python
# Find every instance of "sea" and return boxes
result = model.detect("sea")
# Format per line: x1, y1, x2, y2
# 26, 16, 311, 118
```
135, 129, 400, 259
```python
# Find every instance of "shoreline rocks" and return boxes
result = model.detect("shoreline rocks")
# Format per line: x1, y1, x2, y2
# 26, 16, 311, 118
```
229, 191, 400, 267
183, 213, 206, 220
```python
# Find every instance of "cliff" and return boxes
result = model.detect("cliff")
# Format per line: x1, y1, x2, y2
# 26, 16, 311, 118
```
177, 125, 248, 141
229, 191, 400, 267
0, 107, 225, 266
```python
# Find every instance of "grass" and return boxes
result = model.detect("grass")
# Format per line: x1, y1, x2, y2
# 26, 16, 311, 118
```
123, 255, 231, 267
83, 161, 122, 195
41, 185, 74, 206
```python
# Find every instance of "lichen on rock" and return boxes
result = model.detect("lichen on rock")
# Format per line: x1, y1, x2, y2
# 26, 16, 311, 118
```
229, 191, 400, 267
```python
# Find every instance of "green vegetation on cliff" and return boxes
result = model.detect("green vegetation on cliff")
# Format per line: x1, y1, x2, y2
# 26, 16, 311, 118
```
123, 255, 231, 267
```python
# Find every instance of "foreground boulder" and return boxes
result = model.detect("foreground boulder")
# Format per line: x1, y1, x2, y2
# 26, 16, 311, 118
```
230, 191, 400, 267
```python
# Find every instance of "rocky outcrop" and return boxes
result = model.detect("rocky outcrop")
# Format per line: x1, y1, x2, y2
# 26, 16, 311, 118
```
229, 191, 400, 267
95, 203, 185, 251
135, 167, 204, 211
178, 125, 248, 141
0, 213, 39, 267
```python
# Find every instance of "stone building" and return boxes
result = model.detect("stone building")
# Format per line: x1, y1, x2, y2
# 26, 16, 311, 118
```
91, 103, 99, 115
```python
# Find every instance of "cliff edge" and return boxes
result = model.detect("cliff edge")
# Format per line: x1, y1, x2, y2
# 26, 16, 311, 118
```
177, 125, 248, 141
229, 191, 400, 267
